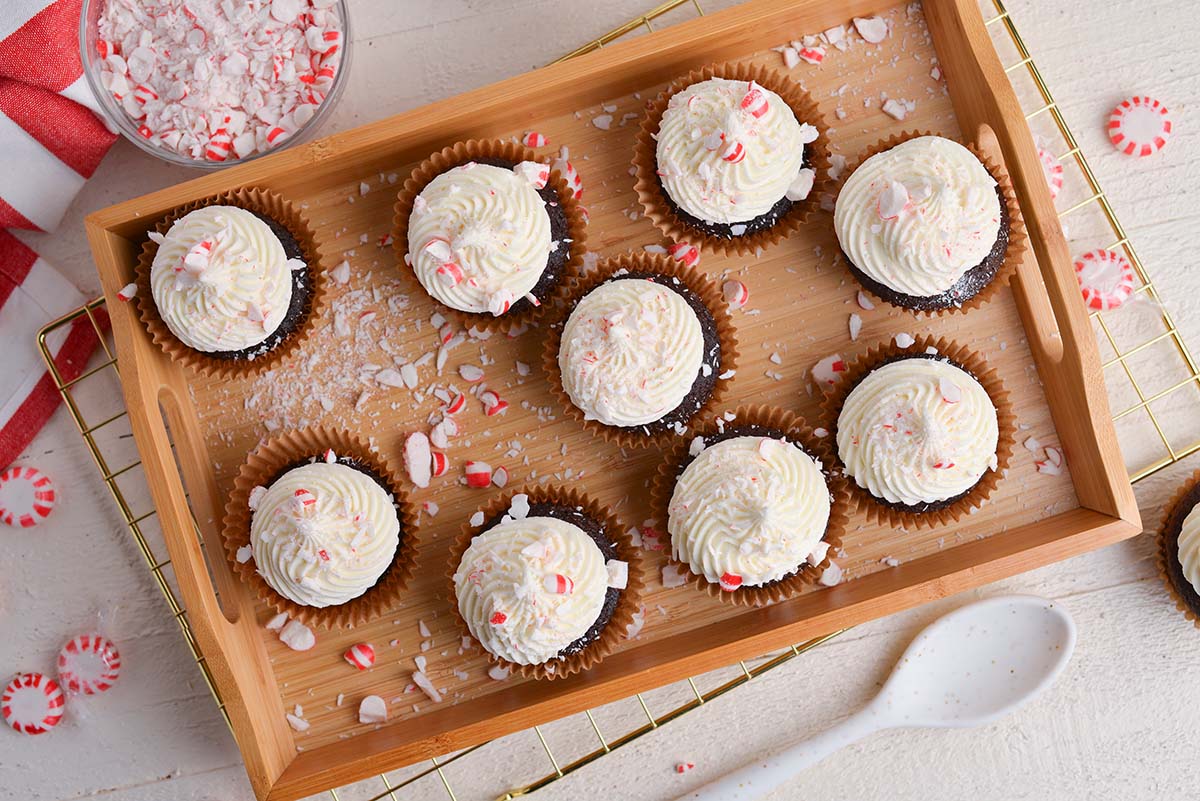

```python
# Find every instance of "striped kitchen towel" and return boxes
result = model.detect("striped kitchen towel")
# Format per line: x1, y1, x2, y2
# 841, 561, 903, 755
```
1, 0, 116, 467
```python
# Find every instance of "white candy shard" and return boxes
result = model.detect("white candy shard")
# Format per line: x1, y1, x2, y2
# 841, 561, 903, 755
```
358, 695, 388, 724
853, 16, 889, 44
279, 620, 315, 651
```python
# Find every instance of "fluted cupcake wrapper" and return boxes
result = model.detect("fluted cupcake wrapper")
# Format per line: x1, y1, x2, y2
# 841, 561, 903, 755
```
632, 61, 833, 258
391, 139, 589, 336
819, 334, 1016, 531
1156, 469, 1200, 630
221, 427, 419, 630
541, 252, 740, 450
836, 130, 1029, 316
648, 404, 850, 608
445, 484, 644, 681
135, 186, 328, 380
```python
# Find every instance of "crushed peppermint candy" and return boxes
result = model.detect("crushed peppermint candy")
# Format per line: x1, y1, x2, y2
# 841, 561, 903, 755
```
96, 0, 345, 162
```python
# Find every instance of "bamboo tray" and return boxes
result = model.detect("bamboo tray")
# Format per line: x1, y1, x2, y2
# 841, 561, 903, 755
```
82, 0, 1140, 798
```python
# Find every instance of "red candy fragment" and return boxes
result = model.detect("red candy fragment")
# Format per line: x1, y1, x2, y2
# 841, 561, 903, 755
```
719, 572, 743, 592
465, 461, 492, 488
0, 465, 56, 528
57, 635, 121, 695
522, 131, 547, 148
740, 82, 769, 118
2, 673, 64, 735
1075, 249, 1135, 311
344, 643, 375, 670
444, 393, 466, 415
669, 242, 700, 268
1108, 96, 1171, 157
722, 279, 749, 309
430, 451, 449, 478
543, 574, 574, 594
1037, 147, 1064, 200
489, 611, 507, 625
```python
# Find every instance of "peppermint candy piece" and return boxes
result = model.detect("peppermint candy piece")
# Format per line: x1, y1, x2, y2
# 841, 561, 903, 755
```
57, 635, 121, 695
722, 279, 749, 309
669, 242, 700, 268
358, 694, 387, 723
1108, 96, 1171, 157
344, 643, 375, 670
404, 432, 433, 489
3, 673, 64, 735
512, 160, 550, 190
0, 465, 56, 528
464, 461, 492, 488
1037, 147, 1064, 200
1075, 249, 1135, 311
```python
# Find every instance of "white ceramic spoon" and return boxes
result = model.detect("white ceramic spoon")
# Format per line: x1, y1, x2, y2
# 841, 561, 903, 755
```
677, 595, 1076, 801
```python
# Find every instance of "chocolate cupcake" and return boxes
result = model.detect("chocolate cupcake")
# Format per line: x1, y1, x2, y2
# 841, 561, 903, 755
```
394, 139, 587, 334
650, 405, 849, 607
135, 188, 325, 378
449, 487, 641, 680
545, 253, 738, 448
834, 134, 1015, 312
222, 427, 418, 629
633, 62, 830, 257
830, 338, 1013, 527
1157, 472, 1200, 628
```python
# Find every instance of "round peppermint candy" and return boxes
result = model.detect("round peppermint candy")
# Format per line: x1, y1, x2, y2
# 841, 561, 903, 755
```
1075, 249, 1135, 311
57, 635, 122, 695
0, 465, 55, 528
1108, 96, 1171, 157
2, 673, 65, 735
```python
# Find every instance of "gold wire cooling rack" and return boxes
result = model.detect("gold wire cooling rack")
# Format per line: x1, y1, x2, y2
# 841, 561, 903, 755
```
35, 1, 1199, 798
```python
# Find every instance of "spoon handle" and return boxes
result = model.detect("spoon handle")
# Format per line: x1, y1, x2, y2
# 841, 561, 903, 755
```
675, 706, 883, 801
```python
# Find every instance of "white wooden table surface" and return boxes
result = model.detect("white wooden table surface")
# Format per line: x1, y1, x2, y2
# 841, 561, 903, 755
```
4, 1, 1200, 799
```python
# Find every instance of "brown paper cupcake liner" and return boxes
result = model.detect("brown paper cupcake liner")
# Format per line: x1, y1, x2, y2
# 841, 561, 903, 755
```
632, 61, 833, 258
1156, 469, 1200, 630
392, 139, 589, 335
134, 187, 328, 380
820, 335, 1016, 531
835, 130, 1029, 317
221, 427, 419, 630
648, 404, 850, 607
445, 485, 644, 681
541, 252, 740, 450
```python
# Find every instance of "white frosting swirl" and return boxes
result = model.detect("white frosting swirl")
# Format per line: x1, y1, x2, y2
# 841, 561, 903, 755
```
837, 357, 999, 507
453, 516, 609, 666
834, 136, 1002, 297
668, 435, 831, 587
559, 277, 705, 428
250, 462, 400, 608
150, 205, 295, 353
408, 163, 553, 315
656, 78, 817, 225
1177, 501, 1200, 596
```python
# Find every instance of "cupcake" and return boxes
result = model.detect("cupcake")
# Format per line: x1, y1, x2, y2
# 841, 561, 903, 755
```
634, 62, 830, 256
223, 428, 417, 628
449, 487, 641, 680
827, 336, 1014, 528
136, 188, 323, 377
394, 139, 587, 333
834, 134, 1020, 312
1157, 472, 1200, 628
651, 406, 848, 606
545, 253, 737, 447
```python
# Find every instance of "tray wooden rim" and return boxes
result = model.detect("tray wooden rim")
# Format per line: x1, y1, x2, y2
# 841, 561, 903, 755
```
82, 0, 1141, 798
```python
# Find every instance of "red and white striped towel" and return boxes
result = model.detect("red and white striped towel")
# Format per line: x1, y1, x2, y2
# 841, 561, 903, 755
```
1, 0, 117, 467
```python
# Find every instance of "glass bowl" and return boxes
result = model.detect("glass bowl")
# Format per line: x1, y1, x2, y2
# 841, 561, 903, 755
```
78, 0, 351, 170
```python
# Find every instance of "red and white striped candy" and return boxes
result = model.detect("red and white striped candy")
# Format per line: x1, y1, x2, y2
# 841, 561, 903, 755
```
430, 451, 449, 478
290, 488, 317, 514
117, 282, 138, 302
1075, 249, 1135, 311
797, 46, 825, 65
424, 236, 453, 262
669, 242, 700, 268
719, 572, 743, 591
464, 461, 492, 488
522, 131, 547, 148
266, 126, 290, 145
551, 154, 583, 198
438, 322, 456, 345
513, 161, 550, 190
133, 83, 158, 104
436, 262, 464, 286
739, 82, 769, 118
481, 391, 508, 416
444, 393, 466, 415
721, 139, 746, 164
543, 574, 574, 594
3, 673, 64, 735
343, 643, 375, 670
1108, 96, 1171, 157
722, 279, 749, 309
1037, 147, 1063, 200
204, 128, 233, 162
812, 354, 847, 386
57, 635, 121, 695
0, 466, 56, 528
488, 289, 514, 316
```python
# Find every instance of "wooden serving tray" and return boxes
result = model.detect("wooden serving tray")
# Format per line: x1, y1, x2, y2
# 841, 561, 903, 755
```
83, 0, 1140, 798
